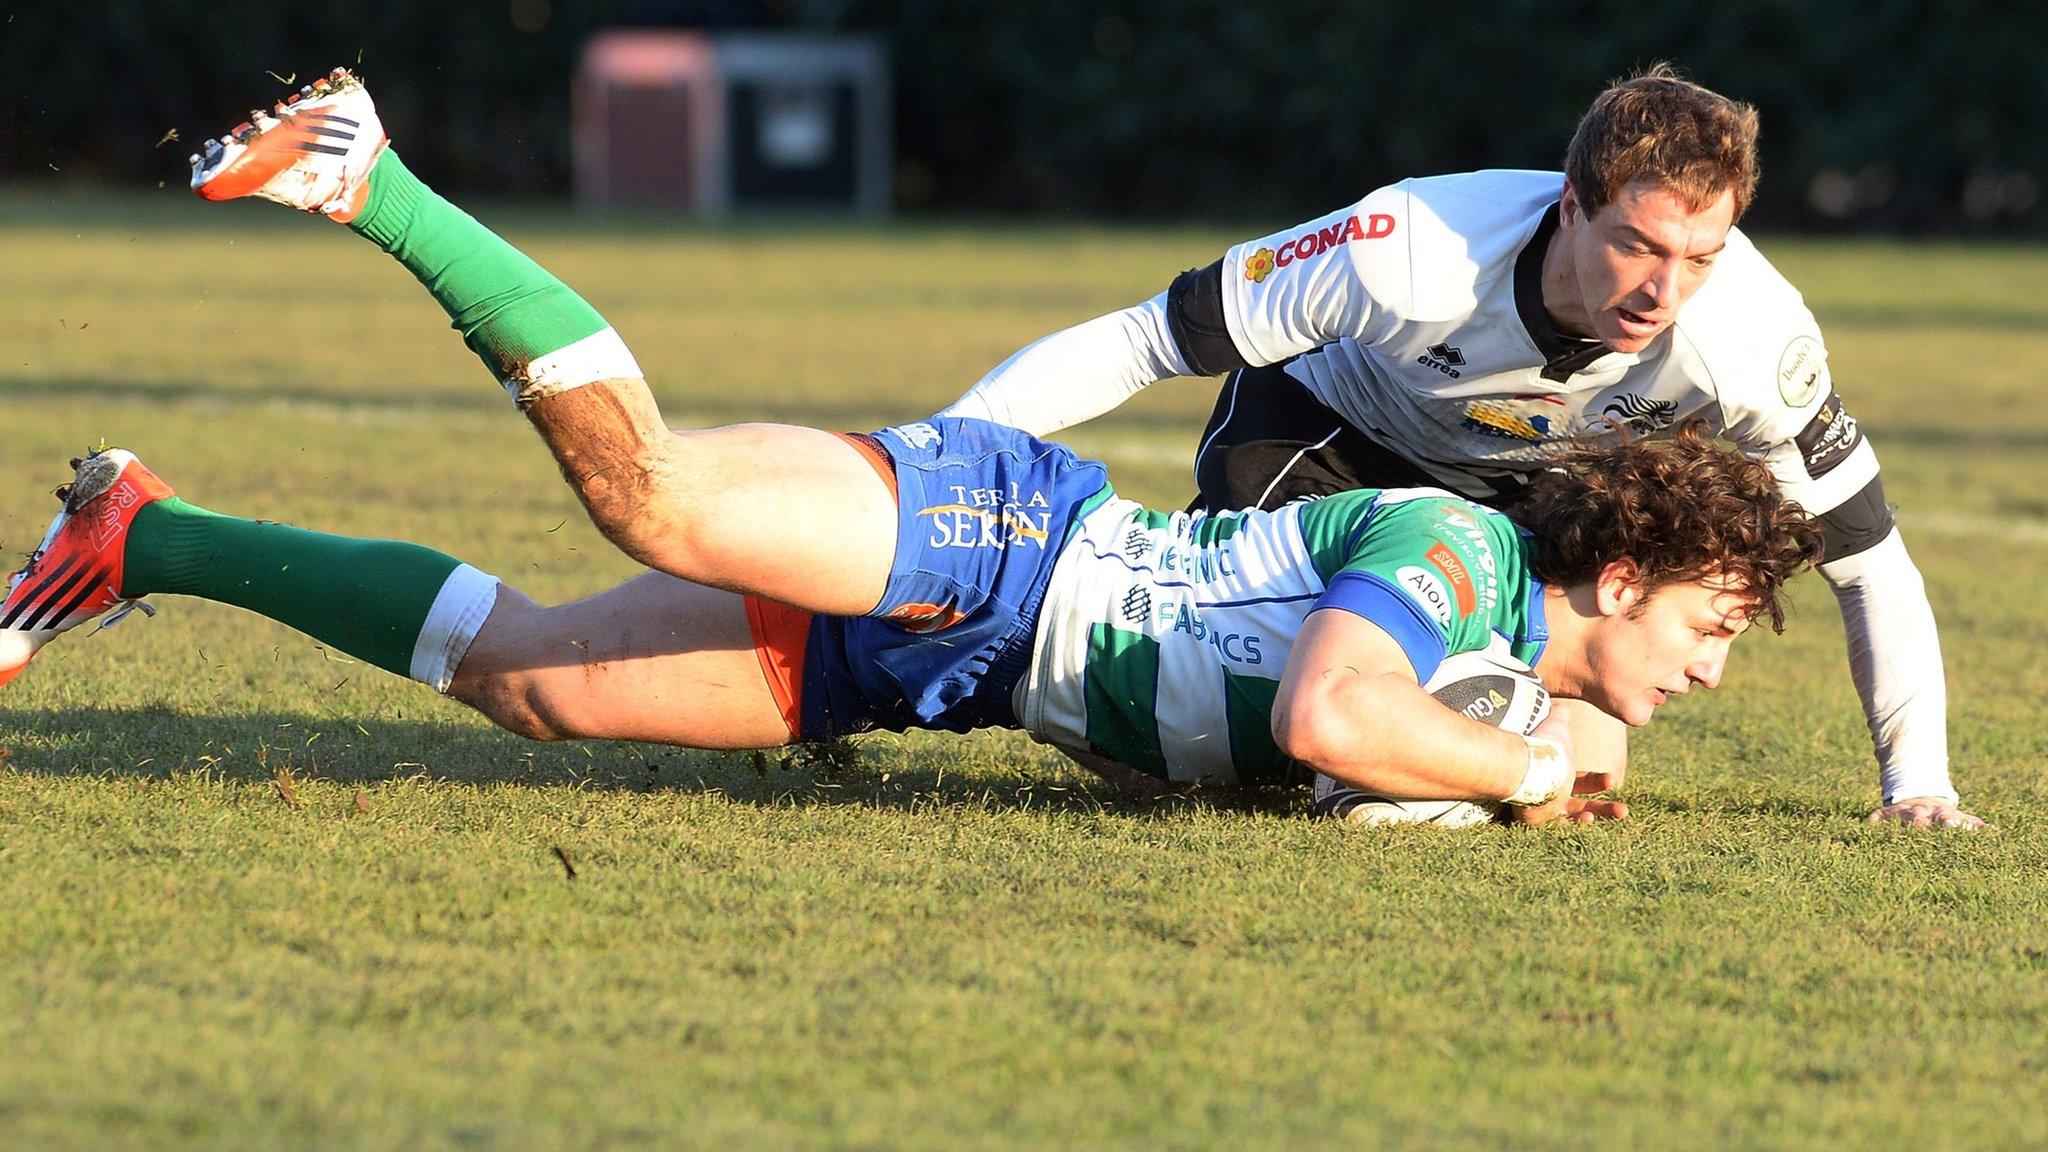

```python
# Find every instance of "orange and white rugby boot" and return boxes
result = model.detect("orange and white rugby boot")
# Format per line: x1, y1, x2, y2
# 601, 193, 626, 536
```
188, 67, 388, 221
0, 450, 172, 688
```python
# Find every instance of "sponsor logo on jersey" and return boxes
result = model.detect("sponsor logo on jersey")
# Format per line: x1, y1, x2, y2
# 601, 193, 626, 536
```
1395, 565, 1455, 627
1417, 342, 1465, 378
1425, 541, 1476, 614
1601, 392, 1677, 434
1460, 400, 1556, 442
1777, 336, 1826, 407
1435, 510, 1502, 615
1243, 212, 1396, 283
1154, 543, 1237, 581
1795, 390, 1863, 477
885, 422, 942, 451
1121, 585, 1153, 624
1152, 599, 1265, 665
1122, 528, 1154, 560
917, 483, 1053, 550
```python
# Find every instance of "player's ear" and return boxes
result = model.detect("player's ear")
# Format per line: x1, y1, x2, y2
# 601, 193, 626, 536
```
1559, 179, 1583, 226
1593, 558, 1644, 617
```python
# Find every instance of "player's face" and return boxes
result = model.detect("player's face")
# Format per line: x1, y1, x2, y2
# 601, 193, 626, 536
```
1559, 179, 1736, 354
1581, 568, 1755, 727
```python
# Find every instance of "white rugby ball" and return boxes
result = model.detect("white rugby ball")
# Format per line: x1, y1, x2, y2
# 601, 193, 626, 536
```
1310, 649, 1550, 828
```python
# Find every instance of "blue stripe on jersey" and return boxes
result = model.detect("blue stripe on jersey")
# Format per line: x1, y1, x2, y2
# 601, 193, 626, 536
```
1197, 591, 1323, 611
1514, 576, 1550, 666
1313, 570, 1448, 682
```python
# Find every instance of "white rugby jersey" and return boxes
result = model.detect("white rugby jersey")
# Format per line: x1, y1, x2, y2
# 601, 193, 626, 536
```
1210, 170, 1870, 518
947, 170, 1956, 805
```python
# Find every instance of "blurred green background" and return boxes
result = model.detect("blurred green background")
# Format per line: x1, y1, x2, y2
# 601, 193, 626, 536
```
3, 1, 2043, 229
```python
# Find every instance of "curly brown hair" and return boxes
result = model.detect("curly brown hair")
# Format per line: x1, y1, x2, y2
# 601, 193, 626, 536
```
1565, 62, 1761, 221
1513, 423, 1822, 632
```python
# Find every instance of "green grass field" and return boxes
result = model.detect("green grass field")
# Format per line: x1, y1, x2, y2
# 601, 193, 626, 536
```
2, 193, 2046, 1151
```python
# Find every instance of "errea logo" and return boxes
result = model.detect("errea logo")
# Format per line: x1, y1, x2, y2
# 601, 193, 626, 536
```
1417, 343, 1465, 378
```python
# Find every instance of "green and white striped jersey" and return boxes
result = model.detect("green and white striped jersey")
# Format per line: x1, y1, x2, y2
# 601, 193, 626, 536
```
1016, 487, 1547, 786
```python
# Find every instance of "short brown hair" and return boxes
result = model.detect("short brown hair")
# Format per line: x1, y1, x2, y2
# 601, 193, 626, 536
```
1513, 423, 1822, 632
1564, 63, 1761, 221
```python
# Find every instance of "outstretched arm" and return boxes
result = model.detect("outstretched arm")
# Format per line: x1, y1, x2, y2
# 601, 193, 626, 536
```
940, 291, 1192, 436
1767, 442, 1978, 827
1727, 357, 1979, 827
1817, 525, 1978, 826
945, 193, 1403, 435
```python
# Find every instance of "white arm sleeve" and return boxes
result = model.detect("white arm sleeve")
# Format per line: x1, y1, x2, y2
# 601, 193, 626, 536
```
1817, 528, 1955, 805
940, 291, 1190, 437
1707, 258, 1958, 807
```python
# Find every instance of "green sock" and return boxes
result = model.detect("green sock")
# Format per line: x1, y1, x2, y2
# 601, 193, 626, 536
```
347, 149, 637, 399
122, 498, 498, 688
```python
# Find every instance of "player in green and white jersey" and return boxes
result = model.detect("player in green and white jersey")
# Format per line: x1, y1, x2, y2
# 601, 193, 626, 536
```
1021, 484, 1546, 788
0, 70, 1822, 825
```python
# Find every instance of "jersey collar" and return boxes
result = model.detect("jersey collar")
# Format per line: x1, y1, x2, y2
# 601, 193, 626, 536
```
1514, 202, 1612, 383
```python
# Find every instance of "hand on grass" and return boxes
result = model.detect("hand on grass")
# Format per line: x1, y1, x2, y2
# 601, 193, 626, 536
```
1509, 744, 1629, 826
1868, 796, 1986, 830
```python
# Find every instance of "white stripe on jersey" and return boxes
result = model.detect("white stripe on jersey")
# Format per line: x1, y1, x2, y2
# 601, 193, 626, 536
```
1018, 497, 1326, 785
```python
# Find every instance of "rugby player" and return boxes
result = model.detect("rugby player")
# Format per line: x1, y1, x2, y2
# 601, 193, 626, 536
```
0, 70, 1816, 825
942, 65, 1979, 828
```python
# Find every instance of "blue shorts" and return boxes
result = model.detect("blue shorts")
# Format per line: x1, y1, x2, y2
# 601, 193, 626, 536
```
799, 417, 1111, 740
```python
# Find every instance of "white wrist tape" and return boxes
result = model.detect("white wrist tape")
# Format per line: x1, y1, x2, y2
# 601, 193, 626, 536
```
1505, 735, 1574, 807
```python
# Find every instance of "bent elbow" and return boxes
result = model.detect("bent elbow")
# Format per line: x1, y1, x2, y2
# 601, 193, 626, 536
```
1272, 701, 1341, 772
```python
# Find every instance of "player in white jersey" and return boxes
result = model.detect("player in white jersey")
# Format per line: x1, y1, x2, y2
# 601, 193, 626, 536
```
0, 68, 1826, 827
942, 65, 1978, 829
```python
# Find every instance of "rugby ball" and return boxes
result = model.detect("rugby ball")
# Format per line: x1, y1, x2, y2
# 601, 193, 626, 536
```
1310, 649, 1551, 828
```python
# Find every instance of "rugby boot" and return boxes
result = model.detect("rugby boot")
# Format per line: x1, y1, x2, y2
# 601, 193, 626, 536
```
0, 450, 170, 688
189, 67, 388, 221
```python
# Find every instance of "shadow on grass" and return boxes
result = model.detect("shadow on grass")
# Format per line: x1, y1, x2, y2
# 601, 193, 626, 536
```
0, 703, 1300, 820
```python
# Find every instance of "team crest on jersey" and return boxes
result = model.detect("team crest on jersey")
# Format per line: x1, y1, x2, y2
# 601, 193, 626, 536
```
1777, 336, 1826, 407
1243, 212, 1395, 284
1395, 566, 1455, 627
1601, 393, 1677, 433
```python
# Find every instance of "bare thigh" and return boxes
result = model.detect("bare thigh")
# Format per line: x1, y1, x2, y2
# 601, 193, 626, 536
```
521, 381, 901, 616
449, 569, 795, 749
658, 422, 902, 614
